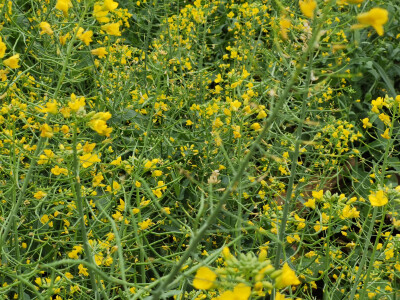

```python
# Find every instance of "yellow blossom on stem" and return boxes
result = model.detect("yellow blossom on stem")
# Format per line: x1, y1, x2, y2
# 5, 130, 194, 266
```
279, 17, 291, 40
39, 22, 53, 35
138, 218, 153, 230
68, 93, 86, 113
34, 191, 47, 199
353, 8, 388, 36
216, 283, 251, 300
193, 266, 217, 290
368, 190, 388, 207
51, 165, 68, 176
40, 100, 58, 114
40, 123, 53, 138
101, 23, 121, 36
362, 117, 372, 129
3, 54, 21, 69
55, 0, 72, 16
103, 0, 119, 11
274, 263, 301, 289
381, 128, 390, 139
0, 36, 6, 58
79, 153, 101, 168
91, 47, 108, 58
76, 27, 93, 46
94, 4, 110, 23
299, 0, 317, 19
78, 264, 89, 276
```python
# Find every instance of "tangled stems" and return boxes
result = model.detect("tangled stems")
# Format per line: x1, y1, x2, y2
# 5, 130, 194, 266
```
349, 107, 398, 300
71, 121, 100, 299
150, 9, 329, 300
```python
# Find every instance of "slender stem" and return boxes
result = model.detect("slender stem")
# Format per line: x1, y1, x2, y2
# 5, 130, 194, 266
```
71, 122, 99, 299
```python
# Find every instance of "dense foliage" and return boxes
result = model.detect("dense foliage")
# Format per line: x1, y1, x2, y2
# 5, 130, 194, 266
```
0, 0, 399, 299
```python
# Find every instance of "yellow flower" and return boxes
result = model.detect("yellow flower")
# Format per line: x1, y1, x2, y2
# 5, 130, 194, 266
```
55, 0, 72, 16
355, 8, 388, 36
40, 123, 53, 138
101, 23, 121, 36
78, 264, 89, 276
88, 119, 113, 136
138, 219, 153, 230
3, 54, 21, 69
193, 266, 217, 290
68, 93, 86, 113
0, 69, 8, 81
299, 0, 317, 19
34, 191, 47, 199
40, 100, 58, 114
280, 17, 291, 40
275, 292, 286, 300
304, 198, 315, 209
368, 190, 388, 207
230, 100, 242, 111
0, 36, 6, 58
93, 4, 110, 23
59, 33, 70, 45
76, 28, 93, 46
274, 263, 301, 289
381, 128, 390, 139
39, 22, 53, 35
103, 0, 119, 11
216, 283, 251, 300
312, 190, 324, 200
91, 47, 108, 58
79, 153, 101, 168
362, 117, 372, 129
106, 181, 121, 194
51, 165, 68, 175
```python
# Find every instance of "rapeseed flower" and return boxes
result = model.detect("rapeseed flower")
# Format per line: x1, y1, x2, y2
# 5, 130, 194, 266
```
216, 283, 251, 300
76, 27, 93, 45
39, 22, 53, 35
354, 8, 388, 36
91, 47, 108, 58
299, 0, 317, 19
101, 23, 121, 36
193, 266, 216, 290
368, 190, 388, 207
68, 93, 86, 113
40, 123, 53, 138
0, 36, 6, 58
3, 54, 20, 69
381, 128, 390, 139
39, 100, 58, 114
56, 0, 72, 16
103, 0, 119, 11
274, 263, 301, 289
79, 153, 101, 168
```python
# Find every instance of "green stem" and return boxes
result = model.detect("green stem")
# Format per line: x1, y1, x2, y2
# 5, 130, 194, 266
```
71, 122, 99, 299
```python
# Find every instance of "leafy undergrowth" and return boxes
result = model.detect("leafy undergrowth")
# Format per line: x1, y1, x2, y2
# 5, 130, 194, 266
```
0, 0, 400, 299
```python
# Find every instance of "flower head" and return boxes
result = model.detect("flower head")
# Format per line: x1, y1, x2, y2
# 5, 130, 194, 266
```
79, 153, 101, 168
369, 190, 388, 207
40, 22, 53, 35
193, 266, 216, 290
274, 263, 301, 289
91, 47, 108, 58
56, 0, 73, 16
0, 36, 6, 58
3, 54, 20, 69
299, 0, 317, 19
355, 8, 388, 36
101, 23, 121, 36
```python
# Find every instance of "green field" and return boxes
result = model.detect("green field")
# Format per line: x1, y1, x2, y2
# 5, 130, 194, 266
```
0, 0, 400, 299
